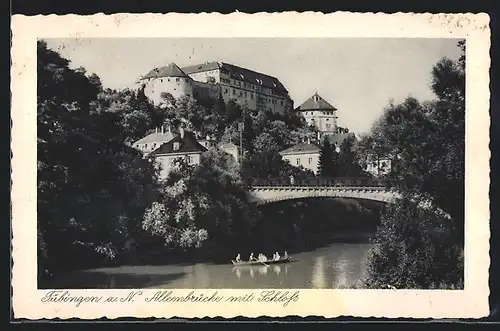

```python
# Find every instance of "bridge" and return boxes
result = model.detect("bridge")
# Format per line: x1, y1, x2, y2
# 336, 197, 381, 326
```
247, 177, 400, 205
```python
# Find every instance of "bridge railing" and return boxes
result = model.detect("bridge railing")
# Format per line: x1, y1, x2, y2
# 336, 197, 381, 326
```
248, 177, 387, 188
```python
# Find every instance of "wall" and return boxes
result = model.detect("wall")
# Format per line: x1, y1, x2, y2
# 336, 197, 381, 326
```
142, 76, 193, 105
187, 70, 221, 84
192, 81, 221, 100
282, 152, 320, 174
155, 152, 202, 180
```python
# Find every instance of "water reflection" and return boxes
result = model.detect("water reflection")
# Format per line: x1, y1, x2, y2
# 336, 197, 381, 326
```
311, 256, 326, 288
46, 243, 373, 289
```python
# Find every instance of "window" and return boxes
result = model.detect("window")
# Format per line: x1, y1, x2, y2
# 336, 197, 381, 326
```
244, 91, 247, 97
186, 155, 192, 164
326, 118, 329, 121
239, 91, 243, 97
296, 158, 300, 166
251, 93, 254, 99
281, 100, 284, 106
225, 88, 228, 94
326, 124, 331, 128
308, 157, 313, 164
176, 78, 180, 82
167, 78, 170, 82
160, 79, 163, 83
233, 89, 236, 95
153, 143, 157, 148
145, 144, 148, 149
173, 142, 180, 151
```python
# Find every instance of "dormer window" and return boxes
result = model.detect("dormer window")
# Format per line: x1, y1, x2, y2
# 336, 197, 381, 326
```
173, 142, 180, 151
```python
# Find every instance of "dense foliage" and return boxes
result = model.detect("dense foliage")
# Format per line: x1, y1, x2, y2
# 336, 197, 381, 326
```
360, 41, 465, 289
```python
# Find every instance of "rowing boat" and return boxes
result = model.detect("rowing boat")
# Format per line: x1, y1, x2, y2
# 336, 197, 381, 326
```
231, 257, 291, 266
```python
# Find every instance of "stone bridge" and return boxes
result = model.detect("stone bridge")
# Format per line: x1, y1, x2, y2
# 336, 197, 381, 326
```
247, 177, 400, 205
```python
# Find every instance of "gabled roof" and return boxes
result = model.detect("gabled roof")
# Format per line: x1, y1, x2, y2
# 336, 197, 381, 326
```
280, 143, 321, 155
134, 132, 177, 145
297, 93, 337, 111
141, 63, 189, 80
182, 61, 289, 96
149, 131, 208, 156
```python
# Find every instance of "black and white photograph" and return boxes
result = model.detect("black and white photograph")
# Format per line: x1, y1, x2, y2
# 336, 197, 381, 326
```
36, 36, 466, 290
11, 12, 491, 319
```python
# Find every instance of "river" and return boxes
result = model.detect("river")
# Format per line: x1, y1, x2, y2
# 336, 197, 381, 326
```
46, 242, 374, 289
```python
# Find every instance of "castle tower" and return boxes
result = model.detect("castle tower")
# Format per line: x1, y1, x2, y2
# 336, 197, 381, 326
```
139, 63, 193, 106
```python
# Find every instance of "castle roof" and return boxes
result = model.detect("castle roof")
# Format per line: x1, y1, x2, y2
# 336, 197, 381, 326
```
141, 63, 189, 80
297, 93, 337, 111
280, 143, 321, 155
134, 132, 177, 145
181, 61, 289, 96
149, 130, 208, 156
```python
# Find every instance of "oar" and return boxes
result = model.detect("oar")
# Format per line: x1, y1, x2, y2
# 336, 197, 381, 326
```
252, 257, 269, 267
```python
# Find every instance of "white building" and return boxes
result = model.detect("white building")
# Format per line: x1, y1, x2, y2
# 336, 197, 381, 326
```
149, 128, 208, 180
280, 142, 321, 175
137, 61, 293, 114
133, 127, 177, 155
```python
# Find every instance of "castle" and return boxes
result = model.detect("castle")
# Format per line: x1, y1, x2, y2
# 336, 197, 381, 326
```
136, 61, 294, 114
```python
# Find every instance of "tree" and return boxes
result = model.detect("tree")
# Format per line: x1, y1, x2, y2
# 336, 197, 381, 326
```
336, 135, 365, 177
361, 41, 465, 289
363, 198, 464, 289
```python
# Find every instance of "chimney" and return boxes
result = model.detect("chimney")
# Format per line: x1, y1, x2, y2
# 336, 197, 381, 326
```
161, 126, 164, 134
180, 127, 185, 139
155, 127, 158, 134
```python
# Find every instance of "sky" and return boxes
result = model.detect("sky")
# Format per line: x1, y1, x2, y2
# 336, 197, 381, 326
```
44, 38, 463, 135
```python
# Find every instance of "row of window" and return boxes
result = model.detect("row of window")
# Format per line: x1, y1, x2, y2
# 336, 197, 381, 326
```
223, 88, 285, 106
295, 157, 314, 166
222, 77, 279, 95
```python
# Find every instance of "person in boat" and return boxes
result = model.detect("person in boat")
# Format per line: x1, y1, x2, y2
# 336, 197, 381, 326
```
274, 252, 280, 261
249, 252, 254, 261
284, 251, 288, 259
259, 253, 267, 262
235, 253, 241, 262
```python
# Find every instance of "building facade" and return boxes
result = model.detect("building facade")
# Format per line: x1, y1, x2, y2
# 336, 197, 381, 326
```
296, 93, 338, 136
137, 61, 293, 114
280, 142, 321, 175
148, 128, 208, 180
